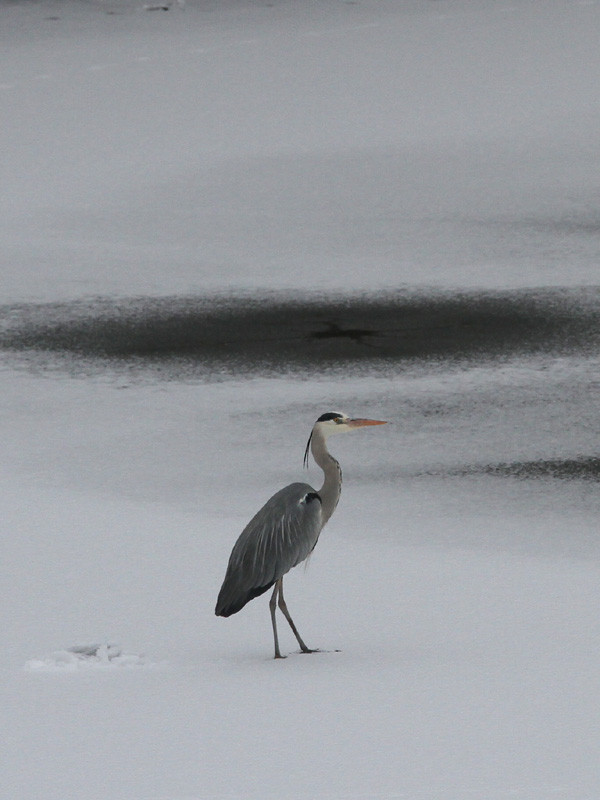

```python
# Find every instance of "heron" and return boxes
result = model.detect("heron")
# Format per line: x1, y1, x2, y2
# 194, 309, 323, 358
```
215, 411, 387, 658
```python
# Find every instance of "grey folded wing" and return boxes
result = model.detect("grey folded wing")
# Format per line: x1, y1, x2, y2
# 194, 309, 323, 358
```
215, 482, 323, 617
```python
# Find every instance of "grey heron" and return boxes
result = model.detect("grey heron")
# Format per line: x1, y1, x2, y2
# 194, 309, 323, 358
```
215, 411, 387, 658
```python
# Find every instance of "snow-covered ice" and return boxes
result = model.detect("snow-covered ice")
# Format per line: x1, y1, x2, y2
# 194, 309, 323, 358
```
1, 1, 600, 799
24, 643, 157, 671
2, 0, 600, 300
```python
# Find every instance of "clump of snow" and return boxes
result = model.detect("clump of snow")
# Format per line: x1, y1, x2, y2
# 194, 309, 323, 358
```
24, 643, 160, 672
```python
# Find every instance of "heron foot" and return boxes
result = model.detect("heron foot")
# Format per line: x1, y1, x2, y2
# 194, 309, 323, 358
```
299, 647, 320, 654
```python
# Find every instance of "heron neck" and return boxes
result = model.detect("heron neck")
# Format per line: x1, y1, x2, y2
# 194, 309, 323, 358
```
311, 429, 342, 525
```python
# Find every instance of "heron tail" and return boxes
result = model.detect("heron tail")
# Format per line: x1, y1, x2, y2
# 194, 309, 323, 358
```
215, 579, 276, 617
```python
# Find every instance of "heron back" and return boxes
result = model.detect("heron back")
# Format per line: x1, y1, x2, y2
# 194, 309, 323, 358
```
215, 482, 323, 617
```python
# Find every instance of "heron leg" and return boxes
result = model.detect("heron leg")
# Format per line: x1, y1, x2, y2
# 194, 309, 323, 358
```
269, 581, 285, 659
277, 578, 316, 654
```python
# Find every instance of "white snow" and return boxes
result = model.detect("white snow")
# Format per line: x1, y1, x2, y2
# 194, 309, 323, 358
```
2, 0, 600, 300
24, 643, 158, 671
1, 1, 600, 799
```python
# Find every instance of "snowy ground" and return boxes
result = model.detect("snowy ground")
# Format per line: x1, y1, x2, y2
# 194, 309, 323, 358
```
2, 1, 600, 799
3, 0, 600, 299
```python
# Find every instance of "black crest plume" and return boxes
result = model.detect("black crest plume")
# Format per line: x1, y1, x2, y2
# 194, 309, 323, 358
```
303, 431, 312, 468
304, 412, 343, 467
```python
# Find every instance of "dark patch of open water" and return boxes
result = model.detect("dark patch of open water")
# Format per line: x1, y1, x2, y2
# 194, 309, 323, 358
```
1, 288, 599, 377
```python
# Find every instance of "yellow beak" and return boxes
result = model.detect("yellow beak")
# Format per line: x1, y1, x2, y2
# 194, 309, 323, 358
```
347, 418, 387, 428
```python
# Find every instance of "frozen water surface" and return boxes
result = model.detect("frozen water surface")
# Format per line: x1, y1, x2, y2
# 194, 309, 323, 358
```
1, 1, 600, 799
2, 0, 600, 299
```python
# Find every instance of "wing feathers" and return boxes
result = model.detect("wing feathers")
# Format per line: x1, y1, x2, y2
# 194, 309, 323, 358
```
215, 483, 322, 617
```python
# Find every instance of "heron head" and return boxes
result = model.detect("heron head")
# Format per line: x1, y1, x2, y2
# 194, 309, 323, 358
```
303, 411, 387, 466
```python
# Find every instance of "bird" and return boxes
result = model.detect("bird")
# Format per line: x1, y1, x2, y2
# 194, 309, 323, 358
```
215, 411, 387, 658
